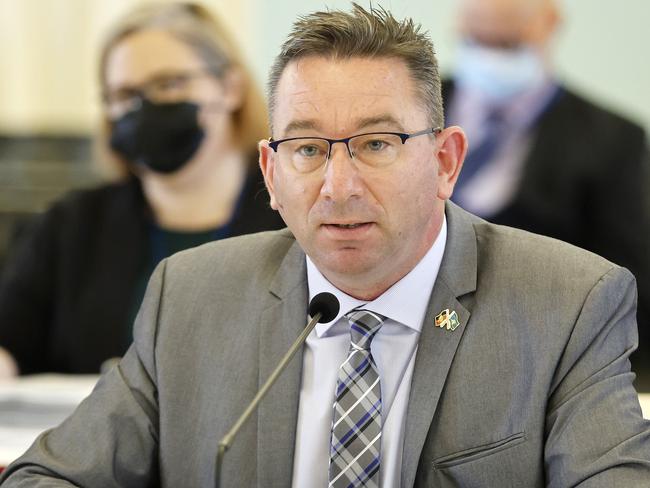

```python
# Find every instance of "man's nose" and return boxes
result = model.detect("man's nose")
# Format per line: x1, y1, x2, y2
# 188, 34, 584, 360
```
319, 142, 364, 201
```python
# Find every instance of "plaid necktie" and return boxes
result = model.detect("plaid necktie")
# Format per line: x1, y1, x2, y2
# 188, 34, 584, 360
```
329, 309, 386, 488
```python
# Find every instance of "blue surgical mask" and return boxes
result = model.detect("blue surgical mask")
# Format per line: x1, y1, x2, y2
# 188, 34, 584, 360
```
454, 41, 546, 102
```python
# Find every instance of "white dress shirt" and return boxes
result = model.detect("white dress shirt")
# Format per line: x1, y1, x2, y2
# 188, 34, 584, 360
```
291, 218, 447, 488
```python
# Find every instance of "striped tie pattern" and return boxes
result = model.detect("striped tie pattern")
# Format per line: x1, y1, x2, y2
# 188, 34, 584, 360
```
329, 309, 386, 488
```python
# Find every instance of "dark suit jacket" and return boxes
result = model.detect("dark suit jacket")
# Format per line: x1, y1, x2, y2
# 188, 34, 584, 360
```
0, 166, 284, 374
443, 81, 650, 382
2, 202, 649, 487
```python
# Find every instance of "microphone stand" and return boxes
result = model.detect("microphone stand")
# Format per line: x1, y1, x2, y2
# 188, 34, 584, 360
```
215, 311, 323, 488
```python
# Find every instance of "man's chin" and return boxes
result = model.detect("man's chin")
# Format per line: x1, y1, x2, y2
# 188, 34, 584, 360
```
312, 250, 379, 282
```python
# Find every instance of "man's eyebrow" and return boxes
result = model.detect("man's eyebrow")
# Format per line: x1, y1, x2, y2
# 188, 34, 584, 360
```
281, 120, 320, 137
280, 115, 406, 139
355, 115, 405, 132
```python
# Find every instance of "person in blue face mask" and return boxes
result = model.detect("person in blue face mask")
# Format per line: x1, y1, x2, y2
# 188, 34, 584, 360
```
444, 0, 650, 388
453, 0, 553, 105
0, 2, 285, 377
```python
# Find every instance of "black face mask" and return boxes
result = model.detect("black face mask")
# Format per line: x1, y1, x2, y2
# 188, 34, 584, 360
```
109, 99, 205, 174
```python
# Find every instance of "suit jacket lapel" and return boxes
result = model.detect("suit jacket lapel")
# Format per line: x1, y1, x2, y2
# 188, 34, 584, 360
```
401, 202, 478, 488
256, 236, 308, 486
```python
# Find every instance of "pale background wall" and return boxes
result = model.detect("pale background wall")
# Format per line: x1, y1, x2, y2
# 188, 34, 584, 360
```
0, 0, 648, 135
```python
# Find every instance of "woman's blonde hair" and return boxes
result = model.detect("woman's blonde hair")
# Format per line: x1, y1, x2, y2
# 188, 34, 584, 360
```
98, 2, 267, 177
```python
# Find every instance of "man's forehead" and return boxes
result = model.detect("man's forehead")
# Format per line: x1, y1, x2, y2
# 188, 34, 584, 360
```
272, 56, 420, 136
279, 56, 411, 92
281, 114, 407, 138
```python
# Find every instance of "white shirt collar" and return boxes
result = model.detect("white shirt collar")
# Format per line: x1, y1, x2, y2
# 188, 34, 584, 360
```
307, 216, 447, 337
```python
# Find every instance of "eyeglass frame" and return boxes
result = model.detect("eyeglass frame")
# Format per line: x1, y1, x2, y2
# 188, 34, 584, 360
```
102, 69, 215, 118
268, 127, 442, 170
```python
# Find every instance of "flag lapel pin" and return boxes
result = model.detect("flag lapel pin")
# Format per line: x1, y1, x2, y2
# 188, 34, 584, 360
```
434, 308, 460, 331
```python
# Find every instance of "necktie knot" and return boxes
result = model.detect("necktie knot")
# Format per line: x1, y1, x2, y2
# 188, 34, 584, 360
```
345, 309, 386, 351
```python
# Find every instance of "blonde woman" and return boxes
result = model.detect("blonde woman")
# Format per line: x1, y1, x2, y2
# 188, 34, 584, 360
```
0, 2, 283, 376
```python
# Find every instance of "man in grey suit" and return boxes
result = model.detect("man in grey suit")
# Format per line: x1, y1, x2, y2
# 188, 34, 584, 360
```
2, 4, 649, 487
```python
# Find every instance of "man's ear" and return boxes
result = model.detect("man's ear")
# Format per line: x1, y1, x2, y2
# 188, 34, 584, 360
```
259, 139, 279, 210
434, 126, 468, 200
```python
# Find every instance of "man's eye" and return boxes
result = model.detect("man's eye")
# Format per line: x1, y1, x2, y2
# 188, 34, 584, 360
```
365, 139, 389, 151
297, 145, 322, 157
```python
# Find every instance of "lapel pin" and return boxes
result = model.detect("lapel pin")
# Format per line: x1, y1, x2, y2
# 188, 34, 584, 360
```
434, 309, 460, 331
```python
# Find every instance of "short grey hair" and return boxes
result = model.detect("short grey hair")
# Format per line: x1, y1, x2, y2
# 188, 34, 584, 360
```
267, 3, 444, 132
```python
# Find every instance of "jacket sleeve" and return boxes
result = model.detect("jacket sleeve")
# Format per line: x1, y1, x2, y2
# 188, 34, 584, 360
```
0, 261, 166, 487
544, 266, 650, 486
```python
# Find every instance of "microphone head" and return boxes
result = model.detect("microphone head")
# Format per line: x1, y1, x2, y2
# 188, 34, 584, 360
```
308, 292, 340, 323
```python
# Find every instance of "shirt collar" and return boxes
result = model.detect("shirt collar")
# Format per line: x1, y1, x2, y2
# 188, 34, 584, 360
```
307, 216, 447, 337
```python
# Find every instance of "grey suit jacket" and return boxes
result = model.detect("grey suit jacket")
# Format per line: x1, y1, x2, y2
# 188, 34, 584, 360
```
2, 202, 650, 487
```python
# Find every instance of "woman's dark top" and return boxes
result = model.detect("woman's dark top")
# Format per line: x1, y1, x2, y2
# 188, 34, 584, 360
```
0, 166, 285, 374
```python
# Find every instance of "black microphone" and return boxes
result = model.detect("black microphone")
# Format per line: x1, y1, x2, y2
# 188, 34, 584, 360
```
308, 292, 339, 323
215, 292, 340, 488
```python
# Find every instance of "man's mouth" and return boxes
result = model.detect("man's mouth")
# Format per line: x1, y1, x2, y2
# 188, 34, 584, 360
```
331, 223, 366, 229
322, 222, 373, 233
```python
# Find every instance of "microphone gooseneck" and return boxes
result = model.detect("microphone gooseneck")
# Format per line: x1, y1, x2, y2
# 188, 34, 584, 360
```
215, 292, 340, 488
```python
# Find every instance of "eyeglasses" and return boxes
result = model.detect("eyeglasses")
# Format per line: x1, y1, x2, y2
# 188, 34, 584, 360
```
103, 70, 212, 119
268, 127, 441, 174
